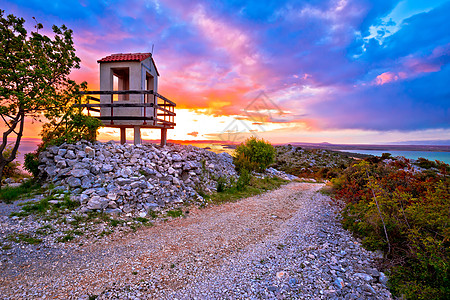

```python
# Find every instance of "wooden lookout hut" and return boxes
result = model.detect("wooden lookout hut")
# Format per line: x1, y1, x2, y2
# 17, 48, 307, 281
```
78, 53, 176, 146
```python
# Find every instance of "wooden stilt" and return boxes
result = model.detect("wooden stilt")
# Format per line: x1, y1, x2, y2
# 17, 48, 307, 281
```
161, 128, 167, 146
120, 127, 126, 144
134, 126, 141, 145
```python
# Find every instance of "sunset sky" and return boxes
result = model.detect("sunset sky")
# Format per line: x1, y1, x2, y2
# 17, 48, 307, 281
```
2, 0, 450, 145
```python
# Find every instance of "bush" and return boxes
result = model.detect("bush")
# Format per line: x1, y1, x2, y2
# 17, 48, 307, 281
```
1, 145, 21, 180
332, 158, 450, 299
233, 137, 275, 173
236, 168, 251, 191
24, 152, 40, 178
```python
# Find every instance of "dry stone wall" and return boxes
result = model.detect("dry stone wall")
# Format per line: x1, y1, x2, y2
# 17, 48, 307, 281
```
38, 141, 238, 215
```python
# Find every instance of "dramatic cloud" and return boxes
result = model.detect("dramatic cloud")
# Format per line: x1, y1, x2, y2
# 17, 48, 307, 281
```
2, 0, 449, 143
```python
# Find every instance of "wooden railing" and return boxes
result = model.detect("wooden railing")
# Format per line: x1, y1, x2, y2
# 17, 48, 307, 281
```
75, 90, 176, 128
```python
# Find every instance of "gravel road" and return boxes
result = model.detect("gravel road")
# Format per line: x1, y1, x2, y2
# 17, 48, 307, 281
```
0, 182, 392, 299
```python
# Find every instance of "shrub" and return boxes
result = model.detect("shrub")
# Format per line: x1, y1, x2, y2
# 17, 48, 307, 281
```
216, 177, 228, 192
332, 158, 450, 299
236, 168, 251, 191
1, 145, 21, 180
233, 136, 275, 173
24, 152, 40, 178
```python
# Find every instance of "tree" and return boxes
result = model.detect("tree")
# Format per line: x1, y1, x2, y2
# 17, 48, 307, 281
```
0, 10, 89, 184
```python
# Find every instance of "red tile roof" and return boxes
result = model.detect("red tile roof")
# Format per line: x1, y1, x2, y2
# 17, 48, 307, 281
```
97, 53, 152, 63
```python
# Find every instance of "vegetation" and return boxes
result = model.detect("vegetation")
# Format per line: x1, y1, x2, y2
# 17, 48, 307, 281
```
1, 145, 22, 180
208, 175, 287, 205
7, 233, 42, 244
0, 179, 40, 203
0, 10, 101, 184
273, 145, 355, 180
332, 157, 449, 299
39, 105, 101, 151
233, 137, 275, 173
166, 209, 183, 218
24, 152, 40, 177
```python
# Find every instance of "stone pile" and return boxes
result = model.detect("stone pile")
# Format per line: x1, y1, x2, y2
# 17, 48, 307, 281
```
38, 141, 238, 215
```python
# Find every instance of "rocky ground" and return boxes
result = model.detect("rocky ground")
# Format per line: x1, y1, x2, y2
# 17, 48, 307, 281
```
274, 145, 356, 179
0, 182, 392, 299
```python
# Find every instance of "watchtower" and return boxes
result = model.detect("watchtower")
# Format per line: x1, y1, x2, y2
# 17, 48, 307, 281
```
78, 53, 176, 146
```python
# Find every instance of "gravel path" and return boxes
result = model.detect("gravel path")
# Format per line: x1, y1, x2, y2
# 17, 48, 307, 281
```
0, 182, 392, 299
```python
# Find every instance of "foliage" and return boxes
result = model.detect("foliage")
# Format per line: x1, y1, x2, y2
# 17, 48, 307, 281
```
7, 233, 42, 244
0, 10, 98, 183
39, 104, 102, 150
24, 152, 40, 177
1, 145, 21, 179
332, 158, 450, 299
11, 192, 80, 217
166, 209, 183, 218
208, 175, 287, 205
236, 168, 251, 191
0, 179, 40, 203
233, 137, 275, 173
216, 176, 227, 193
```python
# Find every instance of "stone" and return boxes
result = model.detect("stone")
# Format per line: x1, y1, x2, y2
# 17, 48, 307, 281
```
101, 164, 114, 173
96, 188, 108, 197
81, 177, 93, 189
86, 196, 109, 210
144, 202, 159, 211
362, 284, 375, 294
85, 146, 95, 158
117, 178, 132, 186
79, 194, 90, 203
45, 166, 59, 177
71, 168, 90, 178
67, 176, 81, 188
84, 188, 96, 195
65, 150, 76, 159
354, 273, 373, 282
379, 272, 388, 285
130, 181, 140, 189
107, 192, 118, 201
57, 148, 67, 157
48, 145, 59, 155
141, 167, 156, 176
172, 154, 182, 162
90, 165, 100, 174
108, 201, 118, 209
76, 150, 86, 159
104, 208, 122, 214
56, 160, 67, 168
334, 277, 345, 289
366, 268, 380, 278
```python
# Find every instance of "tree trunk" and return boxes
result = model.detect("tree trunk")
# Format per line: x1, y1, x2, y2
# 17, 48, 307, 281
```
0, 110, 25, 189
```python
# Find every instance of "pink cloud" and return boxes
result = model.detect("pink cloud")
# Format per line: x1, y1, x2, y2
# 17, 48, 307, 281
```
375, 71, 401, 85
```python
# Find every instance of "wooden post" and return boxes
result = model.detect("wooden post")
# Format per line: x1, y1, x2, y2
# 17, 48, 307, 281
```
134, 126, 141, 145
120, 127, 126, 144
161, 128, 167, 146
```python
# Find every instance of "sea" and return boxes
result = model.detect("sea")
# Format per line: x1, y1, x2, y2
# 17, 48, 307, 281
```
338, 150, 450, 164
